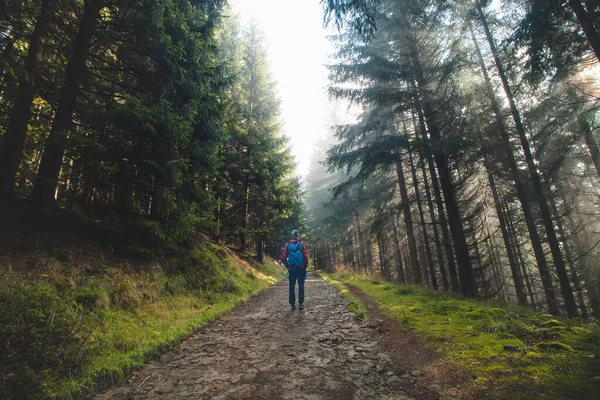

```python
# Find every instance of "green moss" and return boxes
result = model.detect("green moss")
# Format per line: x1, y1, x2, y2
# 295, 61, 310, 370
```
533, 342, 573, 353
329, 273, 600, 400
467, 307, 507, 320
431, 301, 464, 315
541, 319, 566, 328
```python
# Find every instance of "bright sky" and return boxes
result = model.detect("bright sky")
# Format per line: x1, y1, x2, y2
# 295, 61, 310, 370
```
227, 0, 334, 178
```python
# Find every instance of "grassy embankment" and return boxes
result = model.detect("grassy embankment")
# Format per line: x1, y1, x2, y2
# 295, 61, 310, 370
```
0, 239, 284, 399
325, 271, 600, 400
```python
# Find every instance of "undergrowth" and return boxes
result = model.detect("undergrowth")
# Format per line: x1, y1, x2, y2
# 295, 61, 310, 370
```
331, 272, 600, 400
0, 244, 283, 399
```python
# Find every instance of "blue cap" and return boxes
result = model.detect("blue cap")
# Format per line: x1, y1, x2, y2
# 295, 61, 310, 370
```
291, 230, 299, 238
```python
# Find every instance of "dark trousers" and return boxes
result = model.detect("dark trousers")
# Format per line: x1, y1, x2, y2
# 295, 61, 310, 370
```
288, 268, 307, 305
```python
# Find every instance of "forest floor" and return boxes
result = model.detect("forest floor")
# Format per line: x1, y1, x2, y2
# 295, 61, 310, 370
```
92, 273, 471, 400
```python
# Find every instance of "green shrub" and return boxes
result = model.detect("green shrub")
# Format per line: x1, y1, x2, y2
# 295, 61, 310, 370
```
0, 280, 96, 399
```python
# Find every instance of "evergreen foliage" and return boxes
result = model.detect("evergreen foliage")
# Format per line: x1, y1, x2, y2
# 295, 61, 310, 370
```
0, 1, 303, 250
309, 0, 600, 319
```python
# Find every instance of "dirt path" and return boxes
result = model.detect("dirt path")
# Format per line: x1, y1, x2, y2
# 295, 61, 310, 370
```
93, 274, 436, 400
343, 283, 475, 400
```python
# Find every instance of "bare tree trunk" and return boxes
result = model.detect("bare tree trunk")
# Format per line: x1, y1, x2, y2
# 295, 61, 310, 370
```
394, 153, 422, 284
0, 0, 52, 197
240, 160, 250, 251
550, 189, 589, 318
392, 216, 407, 283
409, 47, 474, 296
331, 241, 338, 270
483, 149, 527, 305
492, 174, 526, 305
412, 110, 450, 290
569, 0, 600, 63
485, 221, 507, 301
255, 214, 264, 261
404, 118, 437, 289
504, 200, 537, 309
377, 232, 385, 278
579, 113, 600, 179
365, 235, 374, 271
470, 17, 565, 314
30, 0, 102, 208
354, 210, 368, 271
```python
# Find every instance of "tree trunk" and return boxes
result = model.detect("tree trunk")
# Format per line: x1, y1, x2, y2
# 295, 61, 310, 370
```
579, 113, 600, 179
411, 84, 459, 291
470, 19, 557, 313
240, 164, 250, 251
504, 200, 538, 309
346, 231, 355, 267
394, 154, 422, 284
331, 241, 338, 270
550, 189, 589, 318
377, 232, 385, 278
409, 46, 474, 296
365, 232, 374, 269
392, 216, 407, 283
256, 232, 264, 262
29, 0, 101, 208
0, 0, 52, 197
354, 210, 367, 271
412, 110, 450, 291
476, 7, 577, 316
404, 119, 437, 289
569, 0, 600, 63
486, 165, 527, 305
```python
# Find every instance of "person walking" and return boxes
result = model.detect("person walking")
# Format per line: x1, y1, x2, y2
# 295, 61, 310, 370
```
281, 230, 309, 310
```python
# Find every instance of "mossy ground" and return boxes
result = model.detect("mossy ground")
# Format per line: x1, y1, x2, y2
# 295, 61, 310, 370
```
0, 243, 284, 399
330, 271, 600, 400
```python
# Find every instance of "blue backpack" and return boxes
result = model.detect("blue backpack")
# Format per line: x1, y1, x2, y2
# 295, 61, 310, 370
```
287, 241, 304, 268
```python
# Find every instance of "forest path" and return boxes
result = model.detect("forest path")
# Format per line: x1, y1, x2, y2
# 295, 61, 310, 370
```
93, 273, 425, 400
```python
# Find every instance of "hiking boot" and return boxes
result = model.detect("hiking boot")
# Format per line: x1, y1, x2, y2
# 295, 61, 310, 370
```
299, 303, 304, 310
291, 304, 296, 310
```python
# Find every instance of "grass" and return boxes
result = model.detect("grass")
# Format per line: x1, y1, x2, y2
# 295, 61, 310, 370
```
0, 244, 284, 399
329, 272, 600, 400
318, 271, 368, 324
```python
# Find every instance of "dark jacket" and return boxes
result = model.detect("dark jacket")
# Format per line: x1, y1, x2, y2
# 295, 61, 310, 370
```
281, 238, 309, 270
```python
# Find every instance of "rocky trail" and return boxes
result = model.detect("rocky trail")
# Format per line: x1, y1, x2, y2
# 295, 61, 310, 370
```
93, 274, 456, 400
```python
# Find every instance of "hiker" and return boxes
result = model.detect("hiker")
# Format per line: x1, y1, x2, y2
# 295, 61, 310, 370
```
281, 229, 308, 310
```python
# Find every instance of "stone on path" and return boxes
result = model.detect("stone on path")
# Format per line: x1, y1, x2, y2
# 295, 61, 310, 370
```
92, 274, 415, 400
